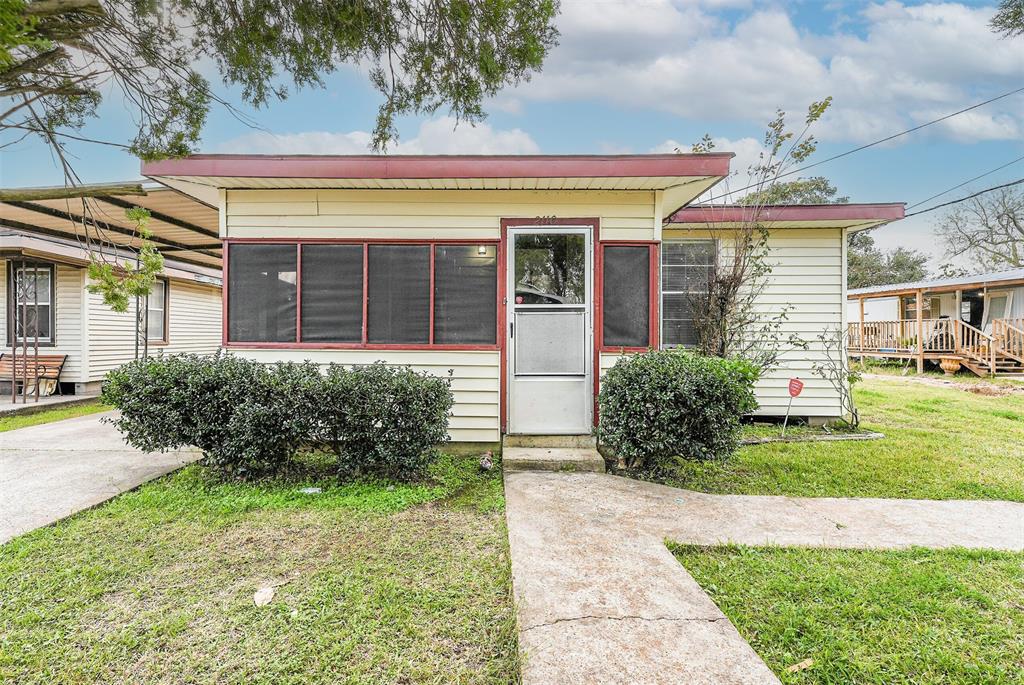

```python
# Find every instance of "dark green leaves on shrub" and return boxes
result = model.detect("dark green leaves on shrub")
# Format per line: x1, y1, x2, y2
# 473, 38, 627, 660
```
102, 354, 452, 481
597, 350, 759, 472
311, 363, 453, 480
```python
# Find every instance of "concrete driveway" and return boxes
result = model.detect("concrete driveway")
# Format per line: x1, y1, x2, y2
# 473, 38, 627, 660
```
0, 412, 198, 544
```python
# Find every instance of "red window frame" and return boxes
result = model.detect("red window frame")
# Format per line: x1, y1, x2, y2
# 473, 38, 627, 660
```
222, 238, 502, 351
595, 240, 660, 353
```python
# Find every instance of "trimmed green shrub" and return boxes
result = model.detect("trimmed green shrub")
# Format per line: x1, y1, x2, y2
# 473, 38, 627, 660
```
312, 362, 453, 480
102, 354, 319, 478
102, 354, 453, 481
597, 350, 759, 472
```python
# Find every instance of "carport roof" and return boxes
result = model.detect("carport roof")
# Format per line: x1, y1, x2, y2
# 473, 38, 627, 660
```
0, 182, 221, 269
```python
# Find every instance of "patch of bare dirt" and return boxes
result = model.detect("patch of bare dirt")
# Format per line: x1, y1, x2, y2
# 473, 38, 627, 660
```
863, 373, 1024, 396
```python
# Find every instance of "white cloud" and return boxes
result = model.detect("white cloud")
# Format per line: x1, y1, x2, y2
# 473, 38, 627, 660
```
215, 116, 540, 155
515, 1, 1024, 144
651, 135, 768, 202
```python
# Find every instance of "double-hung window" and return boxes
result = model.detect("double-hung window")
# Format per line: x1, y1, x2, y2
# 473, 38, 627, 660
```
7, 262, 55, 345
147, 279, 168, 342
661, 241, 716, 348
226, 242, 498, 346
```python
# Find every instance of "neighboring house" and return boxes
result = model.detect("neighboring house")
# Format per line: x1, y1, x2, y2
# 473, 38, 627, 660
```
0, 184, 223, 396
144, 154, 903, 441
848, 269, 1024, 376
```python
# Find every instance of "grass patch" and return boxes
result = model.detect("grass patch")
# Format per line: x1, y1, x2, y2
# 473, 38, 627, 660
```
672, 544, 1024, 684
662, 377, 1024, 500
0, 400, 108, 433
0, 454, 517, 684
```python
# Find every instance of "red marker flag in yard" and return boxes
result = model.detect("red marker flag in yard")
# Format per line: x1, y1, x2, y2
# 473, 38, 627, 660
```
788, 378, 804, 397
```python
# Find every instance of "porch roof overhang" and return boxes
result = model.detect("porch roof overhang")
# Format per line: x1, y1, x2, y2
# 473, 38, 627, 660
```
665, 203, 906, 230
0, 183, 221, 270
848, 267, 1024, 299
142, 154, 734, 214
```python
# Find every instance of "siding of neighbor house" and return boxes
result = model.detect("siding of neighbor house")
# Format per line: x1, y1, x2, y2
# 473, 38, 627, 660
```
1, 260, 222, 387
224, 189, 849, 439
84, 278, 222, 382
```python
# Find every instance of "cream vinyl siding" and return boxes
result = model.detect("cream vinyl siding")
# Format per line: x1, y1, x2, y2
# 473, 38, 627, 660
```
223, 189, 658, 240
662, 227, 847, 418
84, 279, 222, 381
0, 261, 86, 383
231, 349, 501, 443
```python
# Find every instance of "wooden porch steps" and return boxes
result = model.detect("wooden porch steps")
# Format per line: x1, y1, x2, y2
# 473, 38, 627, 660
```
960, 356, 1024, 378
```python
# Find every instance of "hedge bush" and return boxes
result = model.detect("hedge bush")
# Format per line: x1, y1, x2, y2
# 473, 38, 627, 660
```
102, 354, 452, 480
312, 363, 453, 480
597, 349, 759, 472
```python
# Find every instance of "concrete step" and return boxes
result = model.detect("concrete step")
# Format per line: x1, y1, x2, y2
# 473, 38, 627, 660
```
502, 434, 596, 448
502, 446, 605, 473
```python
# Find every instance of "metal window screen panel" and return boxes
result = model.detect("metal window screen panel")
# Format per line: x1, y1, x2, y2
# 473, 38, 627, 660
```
602, 246, 649, 347
228, 244, 297, 342
300, 244, 363, 342
434, 245, 497, 345
367, 245, 430, 344
514, 310, 586, 375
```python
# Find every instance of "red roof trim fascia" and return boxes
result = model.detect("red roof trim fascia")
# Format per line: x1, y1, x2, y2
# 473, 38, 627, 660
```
667, 203, 906, 224
142, 154, 733, 180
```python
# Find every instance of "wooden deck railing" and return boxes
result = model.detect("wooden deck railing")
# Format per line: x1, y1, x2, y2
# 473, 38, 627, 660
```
847, 318, 956, 354
848, 317, 1009, 374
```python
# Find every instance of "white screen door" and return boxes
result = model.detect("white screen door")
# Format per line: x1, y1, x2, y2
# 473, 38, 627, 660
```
507, 227, 593, 434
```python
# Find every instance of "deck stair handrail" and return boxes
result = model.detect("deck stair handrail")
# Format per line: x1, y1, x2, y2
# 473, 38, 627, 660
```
955, 320, 996, 373
993, 318, 1024, 365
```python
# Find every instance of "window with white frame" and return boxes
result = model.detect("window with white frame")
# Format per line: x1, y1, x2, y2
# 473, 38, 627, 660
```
661, 241, 715, 348
7, 262, 55, 344
147, 279, 168, 342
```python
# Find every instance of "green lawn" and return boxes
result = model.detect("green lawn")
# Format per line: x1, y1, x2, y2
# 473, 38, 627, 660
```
673, 544, 1024, 684
0, 400, 109, 433
0, 456, 517, 684
664, 377, 1024, 500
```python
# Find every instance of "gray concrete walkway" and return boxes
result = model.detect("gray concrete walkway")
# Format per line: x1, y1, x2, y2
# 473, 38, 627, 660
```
504, 471, 1024, 685
0, 412, 198, 544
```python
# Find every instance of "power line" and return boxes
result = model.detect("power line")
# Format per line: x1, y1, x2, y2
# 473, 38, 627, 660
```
904, 177, 1024, 217
705, 84, 1024, 202
906, 153, 1024, 209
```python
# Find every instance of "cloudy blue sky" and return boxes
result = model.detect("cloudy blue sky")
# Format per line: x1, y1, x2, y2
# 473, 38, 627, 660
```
2, 0, 1023, 268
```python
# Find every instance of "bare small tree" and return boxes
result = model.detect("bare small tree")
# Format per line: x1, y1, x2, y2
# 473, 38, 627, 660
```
811, 327, 861, 428
936, 186, 1024, 270
683, 98, 834, 373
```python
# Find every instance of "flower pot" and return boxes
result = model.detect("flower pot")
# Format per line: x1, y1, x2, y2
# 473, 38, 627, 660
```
939, 356, 961, 375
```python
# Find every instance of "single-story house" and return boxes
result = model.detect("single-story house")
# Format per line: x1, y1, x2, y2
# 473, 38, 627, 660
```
0, 184, 223, 396
848, 268, 1024, 376
143, 154, 904, 441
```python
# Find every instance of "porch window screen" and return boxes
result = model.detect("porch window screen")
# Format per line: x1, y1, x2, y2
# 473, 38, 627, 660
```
147, 279, 167, 342
300, 244, 363, 342
228, 244, 297, 342
661, 241, 715, 347
434, 245, 497, 344
602, 246, 650, 348
7, 262, 54, 344
367, 244, 430, 344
